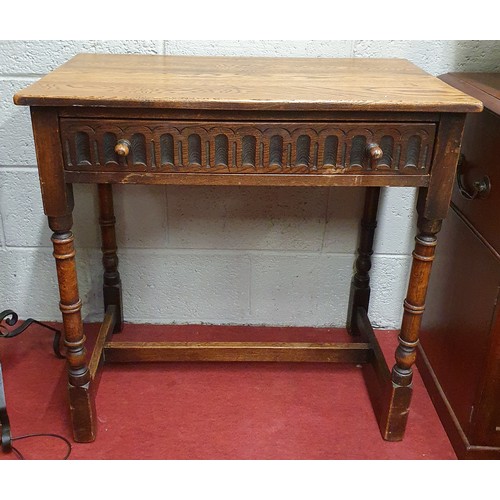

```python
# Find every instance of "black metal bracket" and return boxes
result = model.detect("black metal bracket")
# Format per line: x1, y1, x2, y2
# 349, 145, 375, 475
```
0, 309, 64, 359
0, 309, 65, 453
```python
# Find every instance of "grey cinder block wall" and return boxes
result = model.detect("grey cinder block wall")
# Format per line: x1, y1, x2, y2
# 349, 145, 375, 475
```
1, 40, 499, 327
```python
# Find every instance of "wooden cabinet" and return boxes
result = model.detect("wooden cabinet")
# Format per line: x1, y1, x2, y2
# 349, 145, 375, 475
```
418, 72, 500, 459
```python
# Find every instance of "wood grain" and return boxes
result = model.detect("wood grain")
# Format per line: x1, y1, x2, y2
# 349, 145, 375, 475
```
20, 54, 477, 444
88, 305, 117, 380
63, 170, 430, 187
103, 341, 372, 363
14, 54, 482, 112
30, 108, 74, 223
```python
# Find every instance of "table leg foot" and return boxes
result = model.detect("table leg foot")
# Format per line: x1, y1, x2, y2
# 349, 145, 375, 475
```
69, 382, 97, 442
378, 381, 413, 442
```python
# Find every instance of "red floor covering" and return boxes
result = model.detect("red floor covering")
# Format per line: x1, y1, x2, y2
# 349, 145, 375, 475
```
0, 322, 456, 460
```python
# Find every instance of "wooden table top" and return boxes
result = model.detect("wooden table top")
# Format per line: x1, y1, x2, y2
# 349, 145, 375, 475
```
14, 54, 482, 113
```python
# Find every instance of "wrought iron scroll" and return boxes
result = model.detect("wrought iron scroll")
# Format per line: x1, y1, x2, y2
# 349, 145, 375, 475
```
0, 309, 64, 359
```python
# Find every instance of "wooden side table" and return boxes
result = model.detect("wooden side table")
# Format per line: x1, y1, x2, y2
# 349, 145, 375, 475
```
13, 55, 481, 443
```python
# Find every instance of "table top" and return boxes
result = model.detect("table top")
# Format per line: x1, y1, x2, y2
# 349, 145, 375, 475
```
14, 54, 482, 113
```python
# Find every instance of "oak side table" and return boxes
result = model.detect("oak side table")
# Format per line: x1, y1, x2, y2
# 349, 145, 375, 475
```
13, 55, 481, 443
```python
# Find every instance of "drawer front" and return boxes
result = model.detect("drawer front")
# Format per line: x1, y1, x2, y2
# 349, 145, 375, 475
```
60, 119, 435, 176
451, 109, 500, 252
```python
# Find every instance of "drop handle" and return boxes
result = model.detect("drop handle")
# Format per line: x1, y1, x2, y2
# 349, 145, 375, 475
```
366, 143, 383, 161
456, 154, 491, 200
114, 139, 131, 157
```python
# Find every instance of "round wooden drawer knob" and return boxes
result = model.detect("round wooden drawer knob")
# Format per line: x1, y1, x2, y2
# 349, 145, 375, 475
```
367, 143, 383, 160
114, 139, 131, 157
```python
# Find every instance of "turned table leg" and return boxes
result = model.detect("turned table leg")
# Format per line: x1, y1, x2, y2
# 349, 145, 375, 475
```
49, 215, 96, 442
379, 213, 441, 441
347, 187, 381, 335
30, 108, 97, 442
98, 184, 123, 332
372, 114, 466, 441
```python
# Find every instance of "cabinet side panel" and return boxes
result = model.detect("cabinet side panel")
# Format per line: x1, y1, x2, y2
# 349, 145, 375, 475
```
420, 207, 500, 438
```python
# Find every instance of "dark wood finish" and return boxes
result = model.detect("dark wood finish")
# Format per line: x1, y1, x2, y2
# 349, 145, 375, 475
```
418, 345, 500, 459
60, 118, 436, 176
357, 308, 391, 386
88, 305, 117, 380
347, 187, 380, 335
421, 113, 467, 220
97, 184, 123, 332
64, 170, 430, 188
474, 291, 500, 446
103, 341, 372, 364
30, 108, 74, 229
419, 209, 500, 458
440, 73, 500, 116
57, 106, 442, 123
450, 109, 500, 253
419, 72, 500, 459
356, 307, 392, 422
14, 55, 481, 444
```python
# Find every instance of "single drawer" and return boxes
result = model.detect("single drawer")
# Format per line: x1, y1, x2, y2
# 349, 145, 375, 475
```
451, 109, 500, 252
60, 118, 436, 176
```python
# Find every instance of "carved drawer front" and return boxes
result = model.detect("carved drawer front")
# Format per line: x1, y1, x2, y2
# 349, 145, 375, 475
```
60, 119, 436, 175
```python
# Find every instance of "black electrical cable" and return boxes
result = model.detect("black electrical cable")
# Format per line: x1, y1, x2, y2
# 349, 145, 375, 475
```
1, 311, 71, 460
9, 433, 72, 460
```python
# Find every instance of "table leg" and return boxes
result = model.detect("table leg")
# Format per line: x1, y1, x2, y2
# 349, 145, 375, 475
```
98, 184, 123, 332
49, 215, 96, 442
379, 212, 441, 441
347, 187, 380, 335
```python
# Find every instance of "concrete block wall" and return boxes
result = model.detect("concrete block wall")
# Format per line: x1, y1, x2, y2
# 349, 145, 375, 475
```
1, 40, 499, 328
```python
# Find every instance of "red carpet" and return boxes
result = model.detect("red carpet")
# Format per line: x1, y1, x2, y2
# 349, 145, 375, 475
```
0, 322, 456, 460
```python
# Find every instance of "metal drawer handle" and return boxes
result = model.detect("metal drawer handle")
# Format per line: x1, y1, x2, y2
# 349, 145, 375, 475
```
456, 154, 491, 200
114, 139, 131, 157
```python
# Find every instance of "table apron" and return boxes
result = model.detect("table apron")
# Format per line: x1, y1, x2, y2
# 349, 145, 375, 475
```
63, 171, 429, 187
